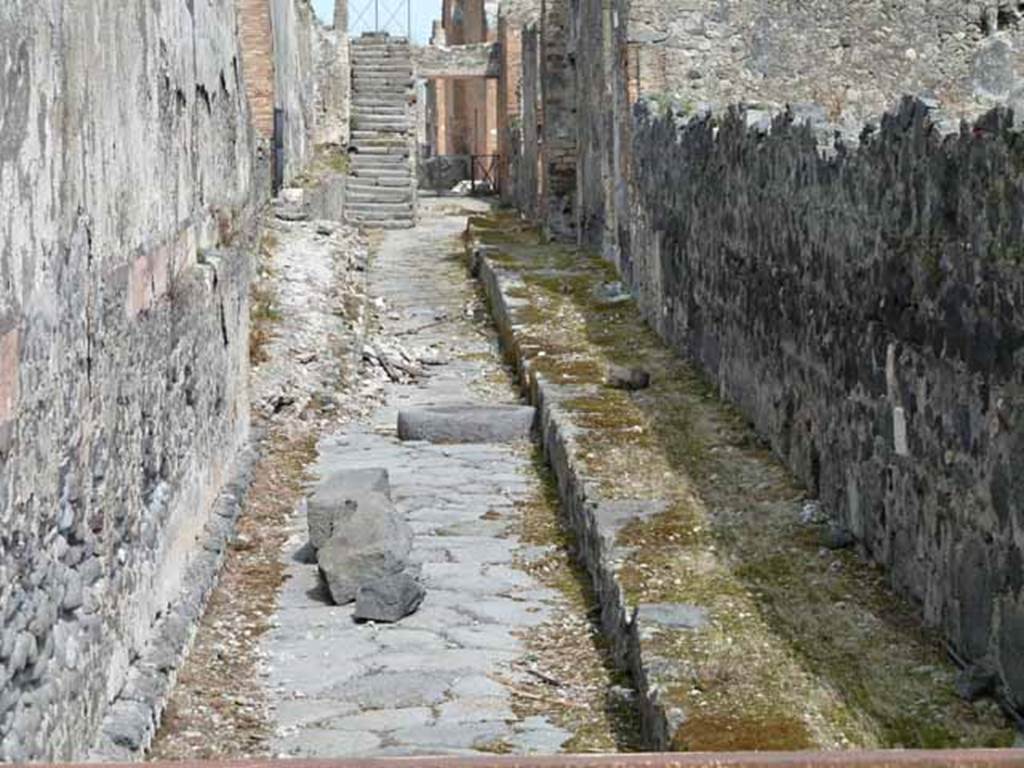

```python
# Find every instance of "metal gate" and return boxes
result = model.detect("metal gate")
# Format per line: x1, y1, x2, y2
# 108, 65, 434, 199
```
349, 0, 411, 38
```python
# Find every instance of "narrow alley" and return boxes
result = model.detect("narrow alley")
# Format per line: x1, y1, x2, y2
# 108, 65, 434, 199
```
151, 197, 639, 759
5, 0, 1024, 761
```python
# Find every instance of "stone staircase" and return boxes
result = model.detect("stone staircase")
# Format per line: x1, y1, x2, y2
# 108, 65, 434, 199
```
347, 33, 416, 229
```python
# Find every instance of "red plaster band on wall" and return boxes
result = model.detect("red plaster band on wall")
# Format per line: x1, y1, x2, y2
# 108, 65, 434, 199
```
124, 225, 197, 319
0, 328, 19, 424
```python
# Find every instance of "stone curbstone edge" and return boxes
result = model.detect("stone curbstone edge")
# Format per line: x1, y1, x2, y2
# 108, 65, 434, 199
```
87, 439, 262, 761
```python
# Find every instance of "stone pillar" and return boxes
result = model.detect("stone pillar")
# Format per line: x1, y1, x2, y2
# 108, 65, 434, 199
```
334, 0, 348, 32
539, 0, 577, 239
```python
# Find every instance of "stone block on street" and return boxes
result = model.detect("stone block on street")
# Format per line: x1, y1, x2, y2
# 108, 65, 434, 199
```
353, 573, 426, 623
397, 404, 535, 443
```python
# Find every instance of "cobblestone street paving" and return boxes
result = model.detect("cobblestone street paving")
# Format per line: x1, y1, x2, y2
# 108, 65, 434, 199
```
263, 199, 636, 757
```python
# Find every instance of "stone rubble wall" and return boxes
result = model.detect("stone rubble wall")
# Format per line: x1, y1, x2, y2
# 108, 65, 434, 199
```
627, 97, 1024, 711
498, 0, 1024, 719
625, 0, 1024, 122
0, 0, 345, 760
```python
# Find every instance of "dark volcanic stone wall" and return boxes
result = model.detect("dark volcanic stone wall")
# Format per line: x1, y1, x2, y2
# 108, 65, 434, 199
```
629, 98, 1024, 709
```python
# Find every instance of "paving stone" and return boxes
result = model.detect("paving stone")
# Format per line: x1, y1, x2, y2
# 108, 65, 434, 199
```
387, 721, 510, 750
269, 658, 368, 696
373, 649, 515, 674
280, 728, 382, 757
374, 627, 450, 653
273, 699, 360, 730
636, 602, 708, 630
325, 707, 434, 732
436, 696, 515, 723
327, 670, 453, 708
397, 404, 536, 444
449, 674, 509, 699
445, 625, 521, 652
457, 598, 551, 627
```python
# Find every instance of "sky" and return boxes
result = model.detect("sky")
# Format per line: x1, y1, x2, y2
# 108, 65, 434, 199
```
312, 0, 437, 43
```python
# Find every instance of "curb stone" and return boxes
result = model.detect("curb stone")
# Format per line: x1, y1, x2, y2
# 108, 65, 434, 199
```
467, 234, 676, 749
88, 441, 260, 761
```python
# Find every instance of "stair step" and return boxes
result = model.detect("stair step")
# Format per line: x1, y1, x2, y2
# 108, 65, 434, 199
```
347, 191, 414, 204
352, 171, 411, 182
350, 148, 410, 159
351, 107, 407, 118
348, 181, 415, 193
351, 63, 412, 71
347, 204, 414, 216
350, 120, 407, 129
353, 74, 413, 83
350, 154, 409, 166
350, 133, 409, 144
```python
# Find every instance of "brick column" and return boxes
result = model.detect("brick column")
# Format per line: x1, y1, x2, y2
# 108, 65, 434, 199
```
236, 0, 276, 138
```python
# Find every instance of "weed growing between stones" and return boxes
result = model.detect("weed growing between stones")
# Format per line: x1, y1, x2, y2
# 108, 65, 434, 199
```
250, 231, 281, 366
510, 446, 644, 752
149, 431, 315, 760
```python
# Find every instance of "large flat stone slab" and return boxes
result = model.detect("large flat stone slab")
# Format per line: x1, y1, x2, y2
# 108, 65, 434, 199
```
397, 404, 535, 443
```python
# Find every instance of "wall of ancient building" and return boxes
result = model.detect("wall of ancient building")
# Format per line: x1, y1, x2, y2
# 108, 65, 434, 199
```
627, 99, 1024, 708
626, 0, 1024, 122
503, 23, 542, 216
239, 0, 348, 187
0, 1, 256, 759
0, 0, 346, 759
499, 0, 1024, 715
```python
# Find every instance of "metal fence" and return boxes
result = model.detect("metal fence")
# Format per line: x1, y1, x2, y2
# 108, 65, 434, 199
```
349, 0, 411, 38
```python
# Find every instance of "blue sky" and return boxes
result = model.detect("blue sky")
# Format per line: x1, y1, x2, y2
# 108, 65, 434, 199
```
311, 0, 437, 43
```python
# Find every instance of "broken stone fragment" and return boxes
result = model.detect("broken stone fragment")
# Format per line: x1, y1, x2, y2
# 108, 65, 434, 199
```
822, 525, 855, 550
397, 404, 536, 443
353, 573, 425, 623
307, 468, 392, 550
315, 495, 413, 605
955, 664, 998, 701
606, 364, 651, 391
318, 543, 410, 606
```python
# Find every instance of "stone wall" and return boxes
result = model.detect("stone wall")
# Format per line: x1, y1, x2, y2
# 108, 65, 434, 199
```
624, 0, 1024, 122
627, 97, 1024, 710
504, 23, 541, 217
272, 0, 317, 182
238, 0, 347, 185
313, 24, 350, 148
498, 0, 1024, 720
0, 1, 261, 760
538, 0, 576, 237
